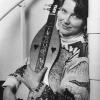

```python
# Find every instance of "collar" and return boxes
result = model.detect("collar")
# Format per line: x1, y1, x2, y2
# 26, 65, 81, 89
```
61, 34, 85, 50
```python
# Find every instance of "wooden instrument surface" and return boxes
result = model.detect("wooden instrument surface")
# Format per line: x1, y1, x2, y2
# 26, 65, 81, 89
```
30, 25, 60, 84
30, 0, 61, 86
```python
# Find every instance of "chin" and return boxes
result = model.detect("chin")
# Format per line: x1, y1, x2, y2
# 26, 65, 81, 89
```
59, 29, 71, 36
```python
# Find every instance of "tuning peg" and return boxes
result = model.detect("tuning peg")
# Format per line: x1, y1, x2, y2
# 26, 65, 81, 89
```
43, 8, 50, 11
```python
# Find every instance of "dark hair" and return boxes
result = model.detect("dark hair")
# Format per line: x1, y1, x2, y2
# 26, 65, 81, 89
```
74, 0, 88, 19
74, 0, 88, 40
60, 0, 88, 22
59, 0, 88, 39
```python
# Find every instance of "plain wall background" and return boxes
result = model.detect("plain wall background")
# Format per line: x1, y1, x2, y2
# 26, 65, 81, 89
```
0, 0, 52, 80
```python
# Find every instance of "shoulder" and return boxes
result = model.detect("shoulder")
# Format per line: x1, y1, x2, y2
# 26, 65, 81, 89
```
3, 65, 27, 89
62, 57, 89, 89
65, 57, 89, 76
61, 57, 89, 99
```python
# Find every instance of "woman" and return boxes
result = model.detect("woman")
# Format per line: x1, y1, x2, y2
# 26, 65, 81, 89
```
3, 0, 89, 100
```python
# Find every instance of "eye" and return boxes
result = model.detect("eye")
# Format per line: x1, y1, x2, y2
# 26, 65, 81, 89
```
71, 13, 77, 19
61, 8, 67, 14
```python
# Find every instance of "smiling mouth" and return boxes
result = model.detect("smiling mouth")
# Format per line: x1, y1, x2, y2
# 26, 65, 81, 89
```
62, 24, 72, 30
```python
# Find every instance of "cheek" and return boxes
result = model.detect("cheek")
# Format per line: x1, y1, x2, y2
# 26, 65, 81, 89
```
70, 19, 83, 29
57, 12, 64, 22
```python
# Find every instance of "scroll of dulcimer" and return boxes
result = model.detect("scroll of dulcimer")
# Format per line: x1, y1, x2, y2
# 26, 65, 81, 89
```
30, 0, 61, 85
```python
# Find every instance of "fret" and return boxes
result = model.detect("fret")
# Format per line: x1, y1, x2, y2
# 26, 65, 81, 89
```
35, 1, 60, 72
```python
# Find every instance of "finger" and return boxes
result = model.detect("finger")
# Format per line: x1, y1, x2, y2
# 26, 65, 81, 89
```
38, 67, 48, 78
69, 46, 73, 52
73, 47, 78, 54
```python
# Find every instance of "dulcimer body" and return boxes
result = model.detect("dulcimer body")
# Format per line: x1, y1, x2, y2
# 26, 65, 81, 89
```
30, 25, 60, 83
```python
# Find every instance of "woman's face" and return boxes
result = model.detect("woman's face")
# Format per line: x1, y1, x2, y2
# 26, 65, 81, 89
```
56, 0, 84, 38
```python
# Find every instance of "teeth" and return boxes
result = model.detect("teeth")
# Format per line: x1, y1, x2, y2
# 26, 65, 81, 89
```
62, 25, 71, 29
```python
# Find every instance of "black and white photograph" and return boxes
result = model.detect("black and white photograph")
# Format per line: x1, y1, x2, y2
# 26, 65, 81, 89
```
0, 0, 100, 100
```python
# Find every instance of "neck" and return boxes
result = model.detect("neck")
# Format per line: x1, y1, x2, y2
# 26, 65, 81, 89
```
60, 32, 83, 40
60, 33, 85, 44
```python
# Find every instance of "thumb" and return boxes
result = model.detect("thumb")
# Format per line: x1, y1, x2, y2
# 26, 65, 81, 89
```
17, 75, 25, 83
38, 67, 48, 78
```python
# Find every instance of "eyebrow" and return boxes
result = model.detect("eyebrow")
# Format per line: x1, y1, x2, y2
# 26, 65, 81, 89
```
61, 8, 67, 13
61, 7, 75, 15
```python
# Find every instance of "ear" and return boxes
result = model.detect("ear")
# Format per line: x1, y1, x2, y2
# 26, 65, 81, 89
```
83, 25, 87, 33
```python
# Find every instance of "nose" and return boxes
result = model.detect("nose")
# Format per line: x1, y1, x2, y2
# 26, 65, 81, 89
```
64, 15, 70, 25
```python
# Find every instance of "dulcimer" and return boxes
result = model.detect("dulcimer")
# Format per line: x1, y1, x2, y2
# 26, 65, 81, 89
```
30, 0, 62, 83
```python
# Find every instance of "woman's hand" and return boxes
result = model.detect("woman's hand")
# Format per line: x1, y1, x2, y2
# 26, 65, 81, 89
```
18, 65, 48, 91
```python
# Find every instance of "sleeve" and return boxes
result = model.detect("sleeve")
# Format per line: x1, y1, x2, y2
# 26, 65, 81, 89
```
28, 83, 75, 100
2, 65, 27, 89
60, 57, 89, 100
2, 75, 20, 89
